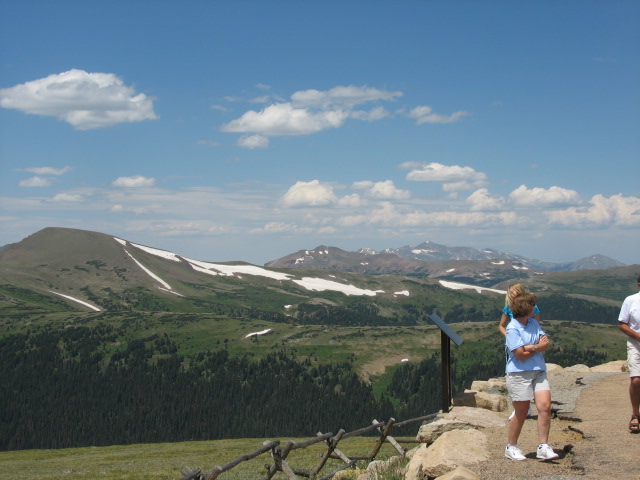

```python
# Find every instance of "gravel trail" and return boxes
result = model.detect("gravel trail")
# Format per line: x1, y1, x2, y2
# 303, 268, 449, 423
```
466, 371, 638, 480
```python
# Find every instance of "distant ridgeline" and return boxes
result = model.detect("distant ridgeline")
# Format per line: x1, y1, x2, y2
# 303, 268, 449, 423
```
0, 321, 608, 451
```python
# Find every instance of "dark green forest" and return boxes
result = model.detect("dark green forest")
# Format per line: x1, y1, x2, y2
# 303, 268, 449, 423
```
0, 320, 610, 451
444, 294, 619, 325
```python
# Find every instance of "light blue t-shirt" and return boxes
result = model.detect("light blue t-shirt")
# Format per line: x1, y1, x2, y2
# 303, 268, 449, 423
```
503, 304, 540, 319
505, 317, 546, 373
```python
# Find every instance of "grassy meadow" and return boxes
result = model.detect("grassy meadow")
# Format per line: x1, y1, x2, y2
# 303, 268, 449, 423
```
0, 436, 411, 480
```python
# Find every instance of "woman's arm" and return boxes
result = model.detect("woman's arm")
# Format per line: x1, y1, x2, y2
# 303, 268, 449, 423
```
512, 335, 550, 361
499, 314, 509, 336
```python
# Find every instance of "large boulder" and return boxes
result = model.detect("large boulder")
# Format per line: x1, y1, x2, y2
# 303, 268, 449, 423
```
564, 364, 591, 372
469, 377, 505, 392
591, 360, 628, 372
416, 406, 504, 444
416, 418, 469, 444
406, 429, 489, 480
452, 390, 507, 412
435, 465, 482, 480
365, 456, 404, 478
444, 406, 506, 427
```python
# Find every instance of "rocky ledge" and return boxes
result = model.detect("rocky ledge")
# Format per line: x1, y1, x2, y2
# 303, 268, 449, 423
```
336, 360, 628, 480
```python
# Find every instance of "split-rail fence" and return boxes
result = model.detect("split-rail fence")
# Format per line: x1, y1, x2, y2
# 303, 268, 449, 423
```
178, 413, 437, 480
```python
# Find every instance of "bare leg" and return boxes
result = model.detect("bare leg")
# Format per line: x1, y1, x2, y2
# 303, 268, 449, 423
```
630, 376, 640, 417
533, 389, 552, 444
508, 400, 530, 446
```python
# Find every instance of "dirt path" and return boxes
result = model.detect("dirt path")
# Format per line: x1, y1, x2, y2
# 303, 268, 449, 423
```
468, 372, 639, 479
569, 373, 638, 479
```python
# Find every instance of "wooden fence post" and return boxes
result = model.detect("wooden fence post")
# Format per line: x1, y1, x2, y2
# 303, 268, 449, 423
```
368, 417, 395, 461
372, 418, 405, 456
264, 440, 295, 480
308, 429, 345, 478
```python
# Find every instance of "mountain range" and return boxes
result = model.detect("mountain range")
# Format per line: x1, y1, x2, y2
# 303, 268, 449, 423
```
0, 227, 635, 318
265, 242, 625, 287
1, 227, 636, 453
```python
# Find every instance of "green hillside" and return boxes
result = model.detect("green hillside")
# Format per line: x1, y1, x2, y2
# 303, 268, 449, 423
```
0, 227, 635, 451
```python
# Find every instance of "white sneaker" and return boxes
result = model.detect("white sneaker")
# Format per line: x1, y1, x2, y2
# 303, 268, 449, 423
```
505, 445, 526, 461
536, 444, 559, 460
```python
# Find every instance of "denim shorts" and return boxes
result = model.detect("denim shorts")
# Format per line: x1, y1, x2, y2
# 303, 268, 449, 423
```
506, 370, 550, 402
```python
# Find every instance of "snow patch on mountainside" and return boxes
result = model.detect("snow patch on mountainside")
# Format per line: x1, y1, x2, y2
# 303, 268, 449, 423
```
185, 258, 292, 281
292, 277, 384, 296
439, 280, 506, 295
245, 329, 272, 338
123, 248, 173, 290
50, 291, 101, 311
114, 236, 386, 297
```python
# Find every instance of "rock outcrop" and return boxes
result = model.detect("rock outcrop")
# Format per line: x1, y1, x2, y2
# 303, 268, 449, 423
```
405, 429, 488, 479
395, 360, 627, 479
416, 406, 504, 444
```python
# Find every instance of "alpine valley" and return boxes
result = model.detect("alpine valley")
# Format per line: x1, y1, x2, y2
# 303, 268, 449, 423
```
0, 227, 637, 451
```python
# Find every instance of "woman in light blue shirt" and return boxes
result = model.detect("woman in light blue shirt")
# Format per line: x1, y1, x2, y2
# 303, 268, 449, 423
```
504, 293, 558, 462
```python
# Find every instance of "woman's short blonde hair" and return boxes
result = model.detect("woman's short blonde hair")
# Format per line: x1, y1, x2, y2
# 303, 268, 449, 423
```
505, 283, 527, 307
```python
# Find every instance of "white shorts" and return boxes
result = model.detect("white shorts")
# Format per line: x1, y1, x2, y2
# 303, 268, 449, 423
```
506, 370, 550, 402
628, 341, 640, 377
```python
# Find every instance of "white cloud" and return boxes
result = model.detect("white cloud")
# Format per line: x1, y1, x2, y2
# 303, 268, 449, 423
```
403, 162, 488, 191
337, 193, 366, 207
352, 180, 374, 190
22, 166, 71, 176
254, 222, 295, 233
250, 222, 312, 234
467, 188, 505, 211
0, 69, 157, 130
400, 209, 520, 228
112, 175, 156, 188
51, 193, 83, 202
290, 85, 402, 109
368, 180, 410, 199
408, 105, 470, 124
19, 176, 53, 187
124, 219, 234, 236
237, 134, 269, 149
350, 106, 390, 122
250, 95, 270, 104
547, 194, 640, 227
221, 85, 401, 140
281, 180, 337, 207
221, 102, 349, 136
335, 201, 520, 229
351, 180, 409, 199
509, 184, 581, 207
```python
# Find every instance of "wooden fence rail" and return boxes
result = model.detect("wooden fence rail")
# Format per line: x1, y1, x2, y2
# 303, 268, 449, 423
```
178, 413, 435, 480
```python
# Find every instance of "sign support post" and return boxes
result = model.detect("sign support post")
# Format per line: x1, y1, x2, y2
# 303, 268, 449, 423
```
429, 313, 464, 413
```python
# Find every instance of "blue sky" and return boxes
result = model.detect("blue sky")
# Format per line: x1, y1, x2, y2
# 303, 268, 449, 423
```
1, 1, 638, 266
